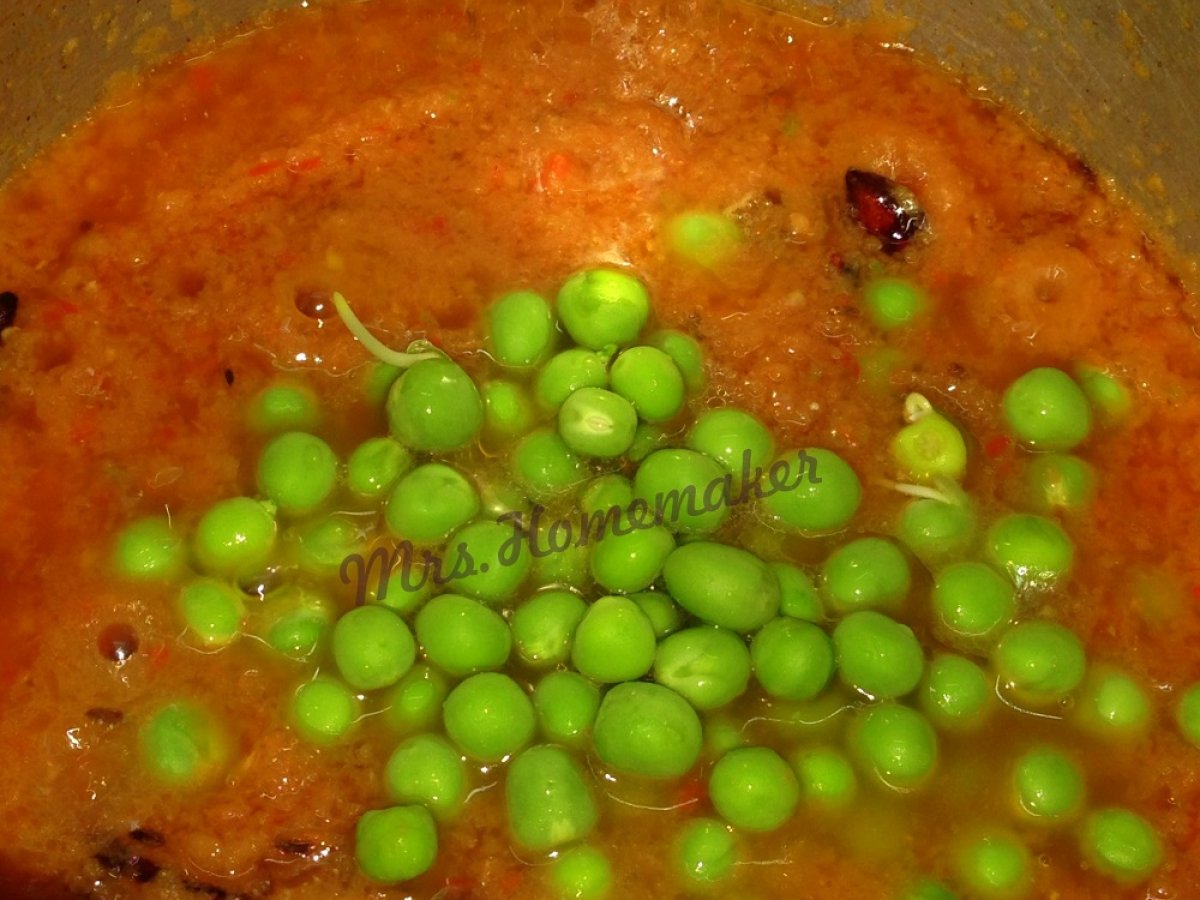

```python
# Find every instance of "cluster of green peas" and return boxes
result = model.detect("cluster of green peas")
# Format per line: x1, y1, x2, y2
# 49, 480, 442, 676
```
111, 254, 1200, 898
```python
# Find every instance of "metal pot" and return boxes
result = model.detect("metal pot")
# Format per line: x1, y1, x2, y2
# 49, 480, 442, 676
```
2, 0, 1197, 274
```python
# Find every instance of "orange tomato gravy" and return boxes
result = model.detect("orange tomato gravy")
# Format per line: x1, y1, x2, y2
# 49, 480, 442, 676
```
0, 0, 1199, 897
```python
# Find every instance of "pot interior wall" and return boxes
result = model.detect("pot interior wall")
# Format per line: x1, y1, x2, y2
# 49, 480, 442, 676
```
2, 0, 1197, 269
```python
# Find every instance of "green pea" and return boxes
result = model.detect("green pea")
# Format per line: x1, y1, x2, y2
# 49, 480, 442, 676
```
571, 595, 657, 683
930, 562, 1016, 653
332, 605, 416, 691
443, 520, 532, 605
382, 664, 448, 735
477, 478, 531, 521
992, 621, 1086, 703
385, 463, 480, 543
535, 347, 611, 410
549, 845, 613, 900
896, 879, 959, 900
488, 290, 556, 369
249, 383, 319, 433
668, 211, 741, 268
532, 513, 597, 592
627, 422, 670, 462
956, 832, 1031, 898
633, 448, 730, 534
387, 357, 484, 452
834, 611, 924, 700
751, 617, 835, 702
862, 277, 928, 331
257, 432, 339, 516
1024, 453, 1095, 514
986, 514, 1074, 589
415, 593, 511, 677
513, 428, 590, 498
1012, 747, 1084, 821
649, 329, 706, 394
609, 346, 686, 423
481, 380, 537, 440
369, 557, 437, 615
534, 671, 600, 747
578, 473, 633, 516
897, 497, 976, 565
677, 818, 737, 883
506, 744, 598, 851
295, 515, 362, 574
557, 268, 650, 350
443, 672, 535, 762
1176, 682, 1200, 748
192, 497, 277, 578
687, 408, 775, 474
532, 532, 591, 592
705, 714, 749, 756
892, 411, 967, 482
1002, 367, 1092, 451
511, 589, 587, 667
355, 805, 438, 884
775, 688, 851, 737
631, 590, 684, 638
1080, 808, 1163, 883
852, 704, 938, 791
662, 542, 781, 633
653, 626, 751, 710
365, 363, 403, 408
919, 655, 991, 732
1076, 667, 1151, 738
822, 537, 911, 614
793, 746, 857, 812
558, 387, 638, 458
259, 585, 333, 661
858, 346, 908, 396
289, 677, 359, 745
764, 448, 861, 533
347, 437, 412, 499
114, 516, 186, 580
532, 549, 588, 600
139, 701, 229, 787
1074, 363, 1133, 426
592, 682, 702, 778
385, 734, 468, 821
178, 578, 244, 647
770, 562, 824, 622
590, 523, 675, 594
709, 746, 799, 832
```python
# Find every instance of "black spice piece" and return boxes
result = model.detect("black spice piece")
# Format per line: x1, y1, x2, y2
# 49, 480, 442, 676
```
275, 838, 315, 857
129, 828, 166, 847
97, 623, 139, 665
94, 839, 160, 883
224, 368, 235, 386
183, 880, 228, 898
239, 565, 288, 599
85, 707, 125, 726
0, 292, 18, 331
294, 288, 333, 320
844, 169, 926, 253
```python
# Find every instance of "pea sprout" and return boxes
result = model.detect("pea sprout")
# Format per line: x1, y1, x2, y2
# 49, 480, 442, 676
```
332, 292, 442, 367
